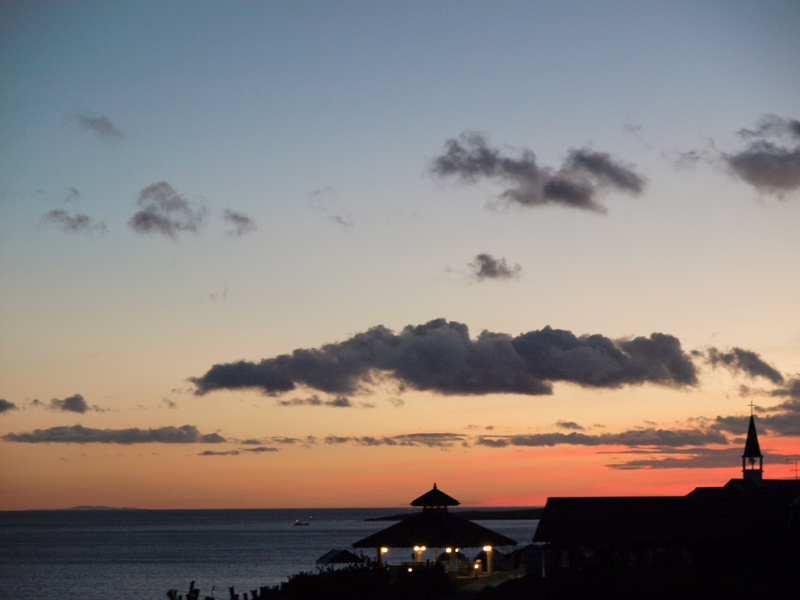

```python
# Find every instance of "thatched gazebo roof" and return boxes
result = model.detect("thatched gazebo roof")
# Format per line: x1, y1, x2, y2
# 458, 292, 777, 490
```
410, 483, 460, 508
353, 484, 517, 550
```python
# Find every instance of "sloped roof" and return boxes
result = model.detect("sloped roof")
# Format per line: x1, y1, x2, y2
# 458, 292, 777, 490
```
532, 495, 795, 546
743, 415, 763, 458
410, 483, 460, 508
353, 509, 517, 549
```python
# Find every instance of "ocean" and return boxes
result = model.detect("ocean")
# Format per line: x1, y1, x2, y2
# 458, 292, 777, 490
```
0, 508, 538, 600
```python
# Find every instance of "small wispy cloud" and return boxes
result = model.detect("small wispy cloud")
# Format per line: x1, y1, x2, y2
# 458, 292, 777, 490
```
42, 210, 107, 234
68, 111, 124, 139
223, 209, 257, 237
469, 253, 521, 281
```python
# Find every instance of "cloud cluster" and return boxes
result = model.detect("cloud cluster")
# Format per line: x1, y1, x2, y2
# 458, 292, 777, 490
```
223, 209, 257, 237
69, 111, 124, 139
191, 319, 698, 398
430, 131, 646, 213
42, 210, 107, 234
129, 182, 208, 239
723, 115, 800, 196
0, 399, 18, 414
469, 254, 521, 281
3, 424, 226, 444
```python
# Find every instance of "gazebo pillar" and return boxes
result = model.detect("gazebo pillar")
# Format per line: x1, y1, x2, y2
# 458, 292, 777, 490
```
483, 545, 494, 575
377, 547, 388, 566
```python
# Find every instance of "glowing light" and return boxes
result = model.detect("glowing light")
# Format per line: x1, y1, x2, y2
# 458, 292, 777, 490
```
483, 545, 492, 552
381, 547, 388, 553
445, 547, 452, 553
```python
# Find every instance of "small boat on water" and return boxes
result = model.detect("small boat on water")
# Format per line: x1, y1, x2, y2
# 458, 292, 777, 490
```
294, 519, 310, 526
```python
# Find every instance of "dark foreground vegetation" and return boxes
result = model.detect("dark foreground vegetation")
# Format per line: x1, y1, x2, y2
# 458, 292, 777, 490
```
475, 563, 799, 600
167, 563, 452, 600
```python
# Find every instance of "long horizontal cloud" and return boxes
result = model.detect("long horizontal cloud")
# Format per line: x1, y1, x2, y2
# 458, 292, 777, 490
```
277, 394, 374, 408
430, 131, 645, 213
191, 319, 697, 398
3, 424, 226, 444
324, 432, 467, 448
723, 115, 800, 196
476, 427, 727, 448
199, 446, 278, 456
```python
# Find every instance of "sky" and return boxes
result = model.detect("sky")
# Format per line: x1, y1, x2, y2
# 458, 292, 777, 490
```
1, 1, 799, 511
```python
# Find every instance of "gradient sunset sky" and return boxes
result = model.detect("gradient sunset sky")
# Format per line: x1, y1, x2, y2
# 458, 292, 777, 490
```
1, 1, 799, 510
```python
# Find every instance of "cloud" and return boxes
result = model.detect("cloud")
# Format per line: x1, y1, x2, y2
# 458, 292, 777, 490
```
69, 111, 124, 138
64, 188, 80, 203
0, 399, 18, 414
223, 209, 257, 237
128, 182, 207, 239
191, 320, 697, 398
324, 432, 467, 448
3, 424, 226, 444
162, 398, 178, 409
606, 447, 744, 470
42, 210, 107, 234
199, 446, 278, 456
276, 394, 373, 408
556, 421, 585, 431
429, 131, 646, 213
469, 254, 521, 281
703, 347, 784, 384
49, 394, 93, 414
606, 445, 800, 470
722, 115, 800, 196
476, 427, 727, 448
771, 377, 800, 402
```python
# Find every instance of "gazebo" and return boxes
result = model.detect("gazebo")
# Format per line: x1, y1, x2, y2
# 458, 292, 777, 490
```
352, 484, 517, 574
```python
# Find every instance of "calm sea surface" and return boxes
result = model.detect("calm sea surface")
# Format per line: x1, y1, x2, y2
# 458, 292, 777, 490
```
0, 508, 538, 600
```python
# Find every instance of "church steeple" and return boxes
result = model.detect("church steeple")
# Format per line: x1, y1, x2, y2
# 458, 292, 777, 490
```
742, 408, 763, 481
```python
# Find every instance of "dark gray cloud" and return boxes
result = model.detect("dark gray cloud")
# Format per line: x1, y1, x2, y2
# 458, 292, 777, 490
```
70, 111, 124, 138
713, 410, 800, 437
430, 131, 645, 213
223, 209, 257, 237
324, 432, 467, 448
128, 182, 207, 239
199, 446, 278, 456
556, 421, 585, 431
64, 188, 80, 203
49, 394, 91, 414
42, 209, 107, 234
276, 395, 374, 408
703, 347, 784, 384
0, 399, 18, 414
723, 115, 800, 196
607, 447, 744, 470
476, 427, 726, 448
191, 320, 697, 398
607, 446, 800, 470
469, 254, 521, 281
771, 377, 800, 402
3, 424, 226, 444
